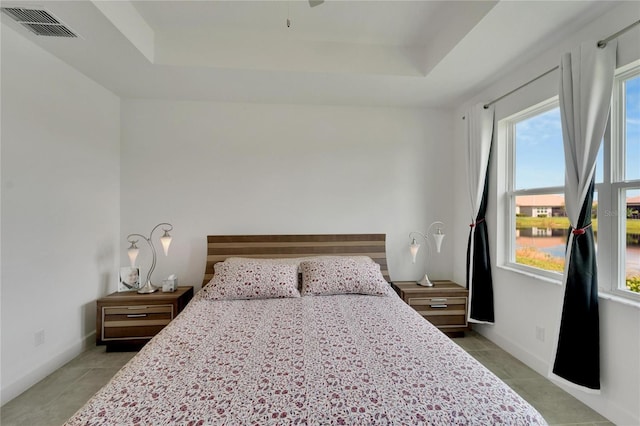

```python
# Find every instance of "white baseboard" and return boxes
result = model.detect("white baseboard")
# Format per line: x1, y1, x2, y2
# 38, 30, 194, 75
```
560, 387, 639, 426
474, 325, 549, 375
1, 331, 96, 406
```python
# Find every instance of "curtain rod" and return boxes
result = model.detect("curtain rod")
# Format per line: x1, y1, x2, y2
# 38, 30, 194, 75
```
461, 18, 640, 118
483, 66, 558, 110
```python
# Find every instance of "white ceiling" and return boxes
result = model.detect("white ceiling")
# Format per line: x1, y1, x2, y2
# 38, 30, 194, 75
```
0, 0, 621, 108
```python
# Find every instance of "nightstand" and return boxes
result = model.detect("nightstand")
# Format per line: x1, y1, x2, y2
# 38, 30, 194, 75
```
96, 286, 193, 351
392, 280, 469, 336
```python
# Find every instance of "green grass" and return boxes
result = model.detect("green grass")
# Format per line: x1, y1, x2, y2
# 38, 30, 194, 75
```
515, 247, 564, 272
515, 246, 640, 294
515, 217, 640, 234
516, 217, 570, 230
628, 219, 640, 234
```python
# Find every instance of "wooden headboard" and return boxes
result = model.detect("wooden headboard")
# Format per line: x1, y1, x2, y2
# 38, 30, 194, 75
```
203, 234, 389, 287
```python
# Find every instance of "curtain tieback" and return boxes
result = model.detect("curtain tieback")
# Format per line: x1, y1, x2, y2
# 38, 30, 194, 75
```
469, 218, 486, 228
572, 222, 593, 235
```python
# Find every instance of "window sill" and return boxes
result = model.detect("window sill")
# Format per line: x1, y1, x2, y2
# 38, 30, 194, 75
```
498, 264, 562, 285
498, 265, 640, 309
598, 291, 640, 309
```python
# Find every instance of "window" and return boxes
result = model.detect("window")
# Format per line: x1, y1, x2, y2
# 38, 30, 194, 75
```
504, 98, 570, 279
612, 63, 640, 297
500, 60, 640, 302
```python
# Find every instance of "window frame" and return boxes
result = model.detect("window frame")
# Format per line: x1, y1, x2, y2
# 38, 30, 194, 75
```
499, 60, 640, 304
609, 61, 640, 301
503, 96, 566, 282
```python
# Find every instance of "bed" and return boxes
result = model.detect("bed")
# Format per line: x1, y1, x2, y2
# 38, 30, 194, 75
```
66, 234, 546, 425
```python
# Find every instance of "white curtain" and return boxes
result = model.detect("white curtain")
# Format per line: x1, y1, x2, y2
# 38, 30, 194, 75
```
465, 103, 495, 324
466, 104, 494, 224
551, 39, 617, 392
561, 41, 617, 227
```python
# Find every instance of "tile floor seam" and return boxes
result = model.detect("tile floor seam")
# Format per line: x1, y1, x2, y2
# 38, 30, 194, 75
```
40, 368, 95, 408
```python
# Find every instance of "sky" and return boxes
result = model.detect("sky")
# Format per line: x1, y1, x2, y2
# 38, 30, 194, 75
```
515, 74, 640, 191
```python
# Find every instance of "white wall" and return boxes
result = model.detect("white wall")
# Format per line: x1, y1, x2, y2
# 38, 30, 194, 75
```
120, 100, 454, 290
1, 1, 635, 420
0, 26, 121, 404
451, 3, 640, 425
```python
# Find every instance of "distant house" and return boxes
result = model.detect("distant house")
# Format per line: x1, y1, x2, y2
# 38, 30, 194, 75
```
516, 194, 566, 217
515, 194, 639, 218
629, 195, 640, 219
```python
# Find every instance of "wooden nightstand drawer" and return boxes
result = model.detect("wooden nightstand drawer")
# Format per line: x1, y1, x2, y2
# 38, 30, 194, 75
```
103, 304, 173, 320
427, 314, 467, 328
103, 323, 170, 340
408, 296, 467, 315
102, 305, 174, 340
393, 281, 469, 335
96, 286, 193, 350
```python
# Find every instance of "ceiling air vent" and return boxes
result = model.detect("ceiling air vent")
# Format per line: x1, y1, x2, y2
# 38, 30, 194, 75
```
1, 7, 77, 37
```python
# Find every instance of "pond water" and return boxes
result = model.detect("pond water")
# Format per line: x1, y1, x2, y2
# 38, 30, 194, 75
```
516, 228, 640, 275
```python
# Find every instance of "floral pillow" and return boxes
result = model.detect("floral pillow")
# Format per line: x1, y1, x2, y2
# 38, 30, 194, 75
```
300, 257, 391, 296
224, 256, 374, 269
201, 261, 300, 300
224, 257, 306, 265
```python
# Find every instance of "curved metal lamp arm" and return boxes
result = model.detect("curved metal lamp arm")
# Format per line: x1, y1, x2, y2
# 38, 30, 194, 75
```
126, 223, 173, 293
408, 221, 445, 286
427, 221, 445, 235
408, 221, 445, 254
409, 230, 428, 241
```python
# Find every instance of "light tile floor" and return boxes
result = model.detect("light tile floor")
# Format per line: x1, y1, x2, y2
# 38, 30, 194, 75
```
1, 348, 137, 426
452, 331, 613, 426
1, 331, 614, 425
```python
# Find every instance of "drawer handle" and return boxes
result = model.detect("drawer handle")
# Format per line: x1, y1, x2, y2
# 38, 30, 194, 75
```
430, 304, 448, 308
431, 298, 447, 302
126, 314, 148, 318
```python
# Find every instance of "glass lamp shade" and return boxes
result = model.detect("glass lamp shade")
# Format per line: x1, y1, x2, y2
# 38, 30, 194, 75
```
433, 230, 445, 253
160, 231, 172, 256
127, 243, 139, 267
410, 239, 421, 263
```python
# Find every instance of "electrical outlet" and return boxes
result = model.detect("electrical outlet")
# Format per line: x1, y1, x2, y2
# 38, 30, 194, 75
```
535, 326, 545, 342
34, 329, 45, 347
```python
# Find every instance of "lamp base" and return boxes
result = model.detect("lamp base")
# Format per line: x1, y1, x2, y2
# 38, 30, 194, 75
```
137, 280, 158, 294
416, 275, 434, 287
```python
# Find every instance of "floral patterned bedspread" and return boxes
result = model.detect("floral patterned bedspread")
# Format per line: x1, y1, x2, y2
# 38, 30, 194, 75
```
66, 291, 547, 425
